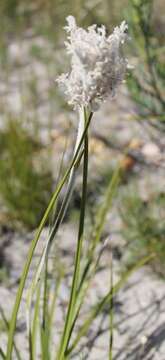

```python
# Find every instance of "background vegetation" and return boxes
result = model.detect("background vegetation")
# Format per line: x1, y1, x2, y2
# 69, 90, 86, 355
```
0, 1, 164, 357
0, 0, 164, 262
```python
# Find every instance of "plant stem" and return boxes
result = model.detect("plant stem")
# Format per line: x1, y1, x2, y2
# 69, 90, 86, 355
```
109, 252, 113, 360
67, 253, 155, 354
57, 107, 89, 360
65, 166, 121, 352
26, 110, 90, 344
6, 111, 93, 360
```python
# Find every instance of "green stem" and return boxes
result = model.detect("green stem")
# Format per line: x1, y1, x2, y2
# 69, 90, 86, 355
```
0, 348, 6, 360
67, 253, 155, 355
57, 108, 89, 360
42, 255, 49, 331
26, 110, 88, 348
0, 306, 22, 360
109, 253, 113, 360
41, 254, 50, 360
65, 166, 121, 351
6, 111, 93, 360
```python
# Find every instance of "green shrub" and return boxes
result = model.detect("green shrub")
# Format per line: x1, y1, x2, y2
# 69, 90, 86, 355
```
0, 119, 53, 230
119, 186, 165, 276
126, 0, 165, 127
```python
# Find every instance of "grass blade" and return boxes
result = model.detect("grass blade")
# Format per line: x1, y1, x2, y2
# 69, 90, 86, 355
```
6, 112, 93, 360
67, 253, 155, 354
31, 283, 42, 360
57, 108, 89, 360
65, 165, 121, 350
0, 347, 6, 359
109, 252, 113, 360
0, 306, 22, 360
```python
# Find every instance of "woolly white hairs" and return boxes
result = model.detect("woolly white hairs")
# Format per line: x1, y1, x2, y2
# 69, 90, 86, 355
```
57, 16, 129, 111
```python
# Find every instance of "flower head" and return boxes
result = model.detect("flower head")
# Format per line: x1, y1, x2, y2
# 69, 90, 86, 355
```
57, 16, 130, 111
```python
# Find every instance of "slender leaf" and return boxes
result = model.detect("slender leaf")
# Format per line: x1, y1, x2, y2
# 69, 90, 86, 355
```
67, 253, 155, 354
57, 108, 89, 359
6, 112, 93, 360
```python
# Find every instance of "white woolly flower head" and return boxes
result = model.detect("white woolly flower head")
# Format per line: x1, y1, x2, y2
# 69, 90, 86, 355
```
57, 16, 130, 111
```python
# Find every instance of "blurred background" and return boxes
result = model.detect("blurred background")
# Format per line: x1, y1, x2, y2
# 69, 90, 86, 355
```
0, 0, 165, 358
0, 0, 164, 282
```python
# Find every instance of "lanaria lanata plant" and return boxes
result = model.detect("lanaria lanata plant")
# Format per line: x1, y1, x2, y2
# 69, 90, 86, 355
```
7, 16, 132, 360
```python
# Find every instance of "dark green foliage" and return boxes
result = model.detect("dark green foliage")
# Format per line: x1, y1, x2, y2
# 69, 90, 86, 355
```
0, 120, 53, 229
119, 187, 165, 276
126, 0, 165, 127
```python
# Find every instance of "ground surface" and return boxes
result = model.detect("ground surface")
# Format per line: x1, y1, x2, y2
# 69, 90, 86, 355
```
1, 224, 165, 359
